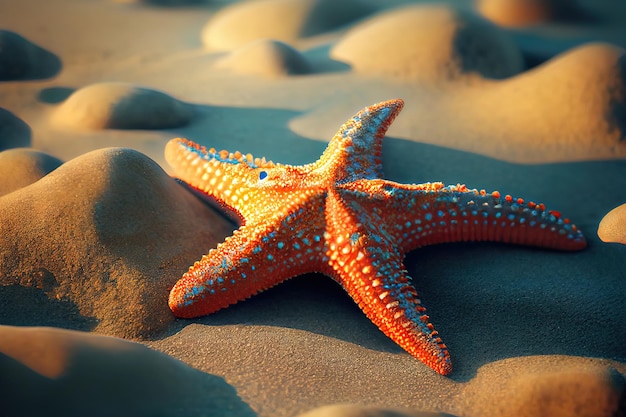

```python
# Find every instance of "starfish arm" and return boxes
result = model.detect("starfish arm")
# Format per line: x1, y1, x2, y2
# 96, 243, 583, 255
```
334, 249, 452, 375
315, 99, 404, 183
348, 180, 586, 253
165, 138, 276, 221
325, 191, 452, 375
169, 197, 327, 318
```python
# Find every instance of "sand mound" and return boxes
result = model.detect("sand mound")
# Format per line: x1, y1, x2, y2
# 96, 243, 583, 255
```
462, 356, 625, 417
297, 405, 456, 417
330, 4, 524, 81
598, 204, 626, 244
476, 0, 589, 27
300, 42, 624, 163
0, 108, 31, 150
0, 148, 234, 338
0, 30, 61, 81
459, 42, 626, 162
52, 82, 194, 130
201, 0, 375, 51
0, 149, 62, 197
216, 39, 312, 78
0, 326, 253, 417
113, 0, 206, 5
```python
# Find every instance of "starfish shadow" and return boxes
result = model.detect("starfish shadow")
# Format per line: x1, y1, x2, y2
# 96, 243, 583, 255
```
184, 273, 406, 356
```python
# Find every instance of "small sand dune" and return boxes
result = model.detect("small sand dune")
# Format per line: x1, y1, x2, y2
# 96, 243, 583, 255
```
598, 203, 626, 244
201, 0, 376, 51
461, 356, 625, 417
0, 30, 61, 81
52, 82, 194, 130
0, 148, 62, 196
448, 42, 626, 163
0, 148, 233, 338
0, 108, 31, 150
216, 39, 312, 78
295, 42, 626, 163
330, 4, 524, 81
112, 0, 207, 5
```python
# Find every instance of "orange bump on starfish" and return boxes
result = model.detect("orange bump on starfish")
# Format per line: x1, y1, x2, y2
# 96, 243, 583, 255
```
165, 99, 586, 375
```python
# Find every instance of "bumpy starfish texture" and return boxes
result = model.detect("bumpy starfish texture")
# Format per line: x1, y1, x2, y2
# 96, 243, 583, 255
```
165, 99, 586, 375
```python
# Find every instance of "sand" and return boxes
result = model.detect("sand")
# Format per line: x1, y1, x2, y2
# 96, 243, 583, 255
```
216, 39, 313, 78
0, 30, 61, 81
330, 4, 525, 81
0, 108, 31, 150
201, 0, 377, 51
1, 0, 626, 416
0, 148, 62, 196
598, 203, 626, 244
0, 325, 253, 417
0, 147, 234, 338
52, 82, 194, 130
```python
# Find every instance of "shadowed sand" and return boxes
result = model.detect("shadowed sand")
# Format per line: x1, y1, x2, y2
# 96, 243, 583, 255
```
0, 326, 254, 417
0, 0, 625, 415
0, 109, 31, 150
0, 30, 61, 81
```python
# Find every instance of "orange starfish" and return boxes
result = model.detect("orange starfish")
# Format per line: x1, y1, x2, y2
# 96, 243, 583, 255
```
165, 99, 586, 375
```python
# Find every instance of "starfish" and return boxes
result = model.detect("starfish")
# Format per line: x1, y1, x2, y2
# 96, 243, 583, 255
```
165, 99, 586, 375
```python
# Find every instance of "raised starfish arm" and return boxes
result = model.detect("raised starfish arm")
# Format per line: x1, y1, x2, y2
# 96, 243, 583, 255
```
165, 137, 277, 222
314, 99, 404, 183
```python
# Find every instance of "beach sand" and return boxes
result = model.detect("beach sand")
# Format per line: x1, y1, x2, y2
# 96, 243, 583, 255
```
1, 0, 625, 416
